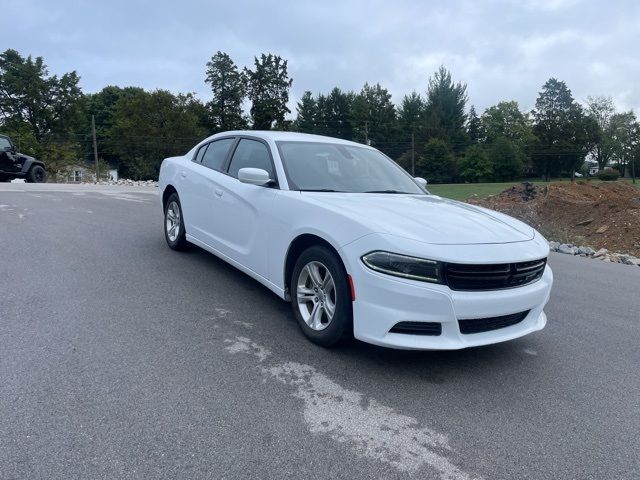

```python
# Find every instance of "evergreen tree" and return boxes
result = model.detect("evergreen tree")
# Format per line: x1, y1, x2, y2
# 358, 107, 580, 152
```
531, 78, 581, 181
321, 88, 354, 139
424, 66, 468, 154
293, 91, 317, 133
351, 83, 397, 155
244, 54, 293, 130
397, 91, 425, 137
466, 105, 481, 144
205, 51, 247, 132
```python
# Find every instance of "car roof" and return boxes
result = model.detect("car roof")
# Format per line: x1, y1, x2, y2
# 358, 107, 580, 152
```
207, 130, 372, 148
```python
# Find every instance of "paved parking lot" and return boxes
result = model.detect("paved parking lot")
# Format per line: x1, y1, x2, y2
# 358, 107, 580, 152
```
1, 184, 639, 479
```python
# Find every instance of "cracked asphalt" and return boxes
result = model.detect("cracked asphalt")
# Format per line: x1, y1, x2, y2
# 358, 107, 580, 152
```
1, 184, 638, 479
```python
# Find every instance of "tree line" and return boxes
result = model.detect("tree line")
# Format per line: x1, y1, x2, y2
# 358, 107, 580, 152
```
1, 48, 638, 181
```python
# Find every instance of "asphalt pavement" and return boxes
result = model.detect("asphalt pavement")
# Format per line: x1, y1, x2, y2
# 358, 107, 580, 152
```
1, 184, 638, 480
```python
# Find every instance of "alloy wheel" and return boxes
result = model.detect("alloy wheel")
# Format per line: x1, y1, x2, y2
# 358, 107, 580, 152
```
296, 261, 336, 331
165, 201, 181, 242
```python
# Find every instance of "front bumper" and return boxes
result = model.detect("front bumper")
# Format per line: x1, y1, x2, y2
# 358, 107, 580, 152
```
340, 234, 553, 350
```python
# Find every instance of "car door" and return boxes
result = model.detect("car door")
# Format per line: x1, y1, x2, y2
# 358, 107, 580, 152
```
207, 137, 278, 278
0, 136, 16, 172
179, 137, 236, 245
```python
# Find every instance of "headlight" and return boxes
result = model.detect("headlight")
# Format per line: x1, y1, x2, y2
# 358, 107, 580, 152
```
361, 251, 444, 284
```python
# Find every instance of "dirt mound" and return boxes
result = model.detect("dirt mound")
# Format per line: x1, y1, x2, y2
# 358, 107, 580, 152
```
471, 181, 640, 256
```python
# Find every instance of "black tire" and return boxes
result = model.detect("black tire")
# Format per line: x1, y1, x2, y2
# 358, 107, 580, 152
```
290, 245, 353, 347
26, 165, 46, 183
164, 193, 189, 250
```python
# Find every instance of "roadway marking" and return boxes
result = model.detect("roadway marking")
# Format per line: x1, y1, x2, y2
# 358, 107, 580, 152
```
224, 336, 481, 480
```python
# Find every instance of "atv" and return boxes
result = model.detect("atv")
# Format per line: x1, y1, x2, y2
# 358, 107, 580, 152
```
0, 134, 47, 183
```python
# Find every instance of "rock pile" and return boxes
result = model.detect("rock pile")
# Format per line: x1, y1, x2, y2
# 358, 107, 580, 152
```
548, 241, 640, 266
84, 179, 159, 187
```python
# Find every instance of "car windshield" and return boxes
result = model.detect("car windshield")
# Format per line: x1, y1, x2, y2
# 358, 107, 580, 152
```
276, 141, 426, 194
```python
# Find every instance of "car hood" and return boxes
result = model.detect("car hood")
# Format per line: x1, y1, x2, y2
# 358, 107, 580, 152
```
301, 193, 535, 245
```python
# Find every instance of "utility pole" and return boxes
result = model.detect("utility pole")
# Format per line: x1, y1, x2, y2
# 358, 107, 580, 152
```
411, 130, 415, 176
91, 115, 99, 183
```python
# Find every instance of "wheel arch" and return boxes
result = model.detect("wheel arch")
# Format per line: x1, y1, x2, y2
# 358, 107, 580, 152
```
162, 184, 178, 210
283, 233, 348, 300
21, 158, 45, 173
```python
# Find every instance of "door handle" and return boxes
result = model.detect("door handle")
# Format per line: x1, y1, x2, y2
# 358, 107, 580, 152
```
215, 189, 223, 197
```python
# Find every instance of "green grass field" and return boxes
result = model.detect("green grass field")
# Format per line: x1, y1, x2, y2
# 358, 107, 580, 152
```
427, 179, 638, 201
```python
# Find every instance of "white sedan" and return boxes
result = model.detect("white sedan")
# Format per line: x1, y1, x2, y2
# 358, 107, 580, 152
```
159, 131, 552, 350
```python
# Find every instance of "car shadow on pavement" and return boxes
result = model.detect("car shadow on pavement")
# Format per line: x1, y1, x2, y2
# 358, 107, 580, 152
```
181, 242, 545, 383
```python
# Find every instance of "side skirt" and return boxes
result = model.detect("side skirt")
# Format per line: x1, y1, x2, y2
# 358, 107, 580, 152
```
186, 234, 287, 300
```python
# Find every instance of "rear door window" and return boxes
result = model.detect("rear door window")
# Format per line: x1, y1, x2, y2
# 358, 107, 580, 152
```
200, 138, 235, 171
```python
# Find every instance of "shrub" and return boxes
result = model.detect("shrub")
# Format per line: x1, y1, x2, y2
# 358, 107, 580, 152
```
459, 145, 492, 182
596, 169, 620, 181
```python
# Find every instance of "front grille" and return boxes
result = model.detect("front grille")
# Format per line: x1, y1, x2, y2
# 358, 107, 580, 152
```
444, 258, 546, 291
458, 310, 529, 334
389, 321, 442, 336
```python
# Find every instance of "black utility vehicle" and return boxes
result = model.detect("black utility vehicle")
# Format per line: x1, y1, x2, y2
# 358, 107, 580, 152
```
0, 135, 47, 182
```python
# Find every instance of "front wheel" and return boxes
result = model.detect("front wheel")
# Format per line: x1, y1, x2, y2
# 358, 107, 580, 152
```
26, 165, 46, 183
291, 245, 353, 347
164, 193, 188, 250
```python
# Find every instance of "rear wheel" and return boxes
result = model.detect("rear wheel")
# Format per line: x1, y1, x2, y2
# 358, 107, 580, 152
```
291, 245, 352, 347
164, 193, 188, 250
26, 165, 46, 183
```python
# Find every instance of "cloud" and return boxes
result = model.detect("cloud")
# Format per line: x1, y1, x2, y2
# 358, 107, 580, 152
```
1, 0, 638, 115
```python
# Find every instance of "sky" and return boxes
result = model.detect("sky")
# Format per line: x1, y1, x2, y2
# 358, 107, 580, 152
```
3, 0, 639, 116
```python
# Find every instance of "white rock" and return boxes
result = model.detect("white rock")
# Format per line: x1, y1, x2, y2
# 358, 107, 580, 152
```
593, 248, 609, 258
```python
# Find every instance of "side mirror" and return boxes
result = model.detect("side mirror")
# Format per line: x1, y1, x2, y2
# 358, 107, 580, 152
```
238, 167, 273, 186
414, 177, 428, 189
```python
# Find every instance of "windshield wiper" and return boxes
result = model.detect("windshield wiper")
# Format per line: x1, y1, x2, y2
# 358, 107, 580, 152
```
364, 190, 412, 194
299, 188, 344, 192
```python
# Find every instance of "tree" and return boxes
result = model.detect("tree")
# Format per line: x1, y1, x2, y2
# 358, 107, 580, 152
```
109, 90, 206, 179
423, 66, 468, 154
480, 101, 537, 174
531, 78, 588, 181
205, 51, 247, 132
489, 137, 523, 181
609, 111, 638, 176
0, 49, 85, 175
566, 110, 600, 180
85, 86, 145, 167
293, 91, 317, 133
586, 96, 617, 170
466, 105, 481, 144
416, 138, 455, 183
480, 101, 532, 145
459, 144, 491, 182
0, 49, 84, 140
244, 54, 293, 130
351, 83, 397, 154
397, 91, 425, 137
318, 87, 354, 139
